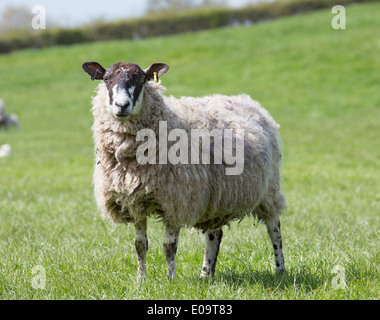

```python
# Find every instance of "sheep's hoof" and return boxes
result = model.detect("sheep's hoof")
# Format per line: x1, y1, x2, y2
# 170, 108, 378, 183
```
200, 270, 214, 279
275, 267, 286, 275
166, 274, 176, 282
137, 272, 147, 280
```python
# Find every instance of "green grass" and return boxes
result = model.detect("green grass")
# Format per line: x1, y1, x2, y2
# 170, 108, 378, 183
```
0, 2, 379, 300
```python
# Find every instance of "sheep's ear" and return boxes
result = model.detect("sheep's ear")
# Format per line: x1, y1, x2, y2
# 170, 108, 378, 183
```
82, 62, 106, 80
144, 63, 169, 81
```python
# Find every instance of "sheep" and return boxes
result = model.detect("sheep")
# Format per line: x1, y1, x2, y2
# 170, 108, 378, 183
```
0, 99, 19, 130
0, 144, 12, 158
0, 114, 19, 130
82, 61, 286, 279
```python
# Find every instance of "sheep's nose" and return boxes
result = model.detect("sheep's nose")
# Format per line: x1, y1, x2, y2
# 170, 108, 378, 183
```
115, 101, 131, 117
115, 101, 130, 110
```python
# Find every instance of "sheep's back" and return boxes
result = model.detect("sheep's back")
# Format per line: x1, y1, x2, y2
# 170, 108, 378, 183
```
161, 94, 283, 228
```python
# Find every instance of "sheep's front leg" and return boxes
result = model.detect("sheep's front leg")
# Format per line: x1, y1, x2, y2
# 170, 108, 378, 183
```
134, 219, 148, 279
163, 226, 180, 280
266, 218, 285, 273
201, 228, 223, 278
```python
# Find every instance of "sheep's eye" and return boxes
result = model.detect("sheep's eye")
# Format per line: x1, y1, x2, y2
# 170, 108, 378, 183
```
140, 77, 146, 83
104, 76, 110, 82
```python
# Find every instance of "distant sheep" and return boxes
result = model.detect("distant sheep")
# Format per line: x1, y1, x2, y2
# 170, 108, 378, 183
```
0, 144, 11, 158
82, 61, 286, 279
0, 99, 19, 130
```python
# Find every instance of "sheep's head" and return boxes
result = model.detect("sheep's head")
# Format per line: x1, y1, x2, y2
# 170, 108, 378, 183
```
82, 61, 169, 121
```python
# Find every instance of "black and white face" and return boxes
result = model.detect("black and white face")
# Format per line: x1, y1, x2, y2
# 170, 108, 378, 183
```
82, 61, 169, 121
103, 62, 146, 120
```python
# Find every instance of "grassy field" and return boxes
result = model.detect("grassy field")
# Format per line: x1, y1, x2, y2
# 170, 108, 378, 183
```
0, 2, 379, 300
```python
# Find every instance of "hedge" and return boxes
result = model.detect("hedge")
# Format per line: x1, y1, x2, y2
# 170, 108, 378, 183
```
0, 0, 378, 54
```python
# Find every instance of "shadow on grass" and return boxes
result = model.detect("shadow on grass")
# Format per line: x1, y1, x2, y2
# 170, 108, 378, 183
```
196, 266, 329, 293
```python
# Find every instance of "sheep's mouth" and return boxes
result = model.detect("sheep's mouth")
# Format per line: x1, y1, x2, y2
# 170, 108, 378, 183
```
114, 114, 131, 121
113, 109, 132, 121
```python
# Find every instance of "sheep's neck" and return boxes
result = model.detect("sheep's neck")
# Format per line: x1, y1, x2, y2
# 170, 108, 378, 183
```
126, 87, 169, 135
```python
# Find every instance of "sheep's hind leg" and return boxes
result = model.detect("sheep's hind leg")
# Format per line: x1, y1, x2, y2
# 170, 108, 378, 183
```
201, 228, 223, 278
134, 219, 148, 279
265, 218, 285, 273
163, 226, 180, 280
